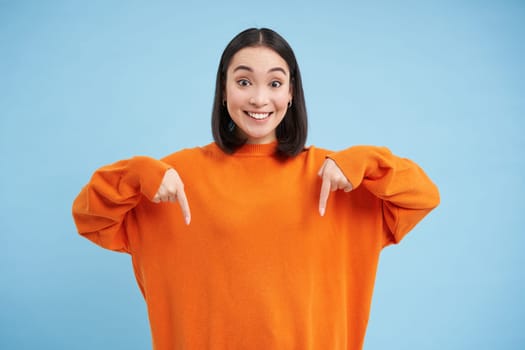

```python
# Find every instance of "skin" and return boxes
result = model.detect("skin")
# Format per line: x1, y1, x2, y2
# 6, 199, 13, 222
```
224, 46, 292, 144
152, 46, 353, 224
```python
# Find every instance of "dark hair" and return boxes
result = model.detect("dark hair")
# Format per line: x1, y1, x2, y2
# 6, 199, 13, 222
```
211, 28, 308, 157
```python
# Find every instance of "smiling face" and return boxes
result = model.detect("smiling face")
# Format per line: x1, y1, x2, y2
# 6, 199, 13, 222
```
224, 46, 293, 144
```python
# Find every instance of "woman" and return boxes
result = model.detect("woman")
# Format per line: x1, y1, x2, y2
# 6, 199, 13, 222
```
73, 28, 440, 350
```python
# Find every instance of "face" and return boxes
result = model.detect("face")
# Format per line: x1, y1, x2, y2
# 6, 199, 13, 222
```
224, 46, 292, 144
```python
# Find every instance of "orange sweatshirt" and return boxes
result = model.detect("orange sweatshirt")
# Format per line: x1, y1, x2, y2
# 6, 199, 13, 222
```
72, 142, 439, 350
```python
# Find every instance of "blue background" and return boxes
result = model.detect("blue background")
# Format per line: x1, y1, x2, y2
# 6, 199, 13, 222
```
1, 0, 524, 349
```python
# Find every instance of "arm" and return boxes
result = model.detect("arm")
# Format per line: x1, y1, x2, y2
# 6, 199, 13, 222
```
72, 156, 176, 252
320, 146, 440, 244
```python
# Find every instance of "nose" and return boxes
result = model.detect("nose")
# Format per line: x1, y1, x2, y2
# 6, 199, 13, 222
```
249, 88, 269, 107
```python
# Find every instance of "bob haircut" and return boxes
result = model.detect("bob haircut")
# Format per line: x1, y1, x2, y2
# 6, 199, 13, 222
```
211, 28, 308, 157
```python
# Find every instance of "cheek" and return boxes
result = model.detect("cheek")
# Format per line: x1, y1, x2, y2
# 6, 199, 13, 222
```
276, 91, 291, 107
225, 86, 246, 106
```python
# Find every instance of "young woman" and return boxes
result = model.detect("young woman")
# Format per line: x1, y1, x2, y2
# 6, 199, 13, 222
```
72, 28, 440, 350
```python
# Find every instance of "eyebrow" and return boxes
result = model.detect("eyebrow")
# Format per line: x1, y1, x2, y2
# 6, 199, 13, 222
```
233, 65, 288, 75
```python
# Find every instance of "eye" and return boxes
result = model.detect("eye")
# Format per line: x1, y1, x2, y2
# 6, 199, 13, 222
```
270, 81, 282, 88
237, 79, 251, 87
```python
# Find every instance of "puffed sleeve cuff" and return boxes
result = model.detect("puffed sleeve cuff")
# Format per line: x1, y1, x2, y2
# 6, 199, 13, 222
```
326, 146, 392, 190
129, 156, 172, 200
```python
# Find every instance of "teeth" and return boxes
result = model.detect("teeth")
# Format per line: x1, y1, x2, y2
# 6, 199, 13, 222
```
248, 112, 270, 120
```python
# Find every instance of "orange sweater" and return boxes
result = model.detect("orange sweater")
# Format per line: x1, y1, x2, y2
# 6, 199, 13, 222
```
72, 142, 439, 349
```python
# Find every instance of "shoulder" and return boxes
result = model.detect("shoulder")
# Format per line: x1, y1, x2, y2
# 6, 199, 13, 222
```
302, 144, 335, 160
315, 144, 395, 160
305, 144, 333, 154
161, 143, 224, 166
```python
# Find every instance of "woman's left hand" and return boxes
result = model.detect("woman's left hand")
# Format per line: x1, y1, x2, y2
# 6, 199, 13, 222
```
318, 158, 353, 216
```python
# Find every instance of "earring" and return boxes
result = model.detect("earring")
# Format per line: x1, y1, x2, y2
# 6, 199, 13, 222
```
228, 119, 236, 132
288, 100, 293, 108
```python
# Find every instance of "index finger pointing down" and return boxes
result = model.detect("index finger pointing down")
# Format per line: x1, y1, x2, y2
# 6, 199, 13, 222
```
176, 187, 191, 225
319, 176, 332, 217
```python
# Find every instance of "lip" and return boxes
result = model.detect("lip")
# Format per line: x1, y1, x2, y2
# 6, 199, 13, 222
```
244, 111, 273, 120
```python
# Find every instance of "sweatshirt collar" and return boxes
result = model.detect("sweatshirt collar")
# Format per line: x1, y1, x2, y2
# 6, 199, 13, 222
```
233, 142, 279, 156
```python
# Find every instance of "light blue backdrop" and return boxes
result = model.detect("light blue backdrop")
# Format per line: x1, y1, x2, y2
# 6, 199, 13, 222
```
1, 0, 524, 349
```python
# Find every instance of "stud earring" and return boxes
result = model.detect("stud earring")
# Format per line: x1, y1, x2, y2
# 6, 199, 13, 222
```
228, 120, 236, 132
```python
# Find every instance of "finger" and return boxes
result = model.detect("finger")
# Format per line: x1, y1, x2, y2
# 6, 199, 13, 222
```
156, 192, 167, 202
152, 194, 160, 203
319, 176, 332, 216
331, 178, 340, 192
159, 190, 169, 202
176, 186, 191, 225
154, 184, 168, 202
317, 161, 327, 177
336, 176, 352, 191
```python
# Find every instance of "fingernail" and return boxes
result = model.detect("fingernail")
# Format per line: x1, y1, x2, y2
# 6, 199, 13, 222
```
185, 216, 191, 225
319, 208, 325, 216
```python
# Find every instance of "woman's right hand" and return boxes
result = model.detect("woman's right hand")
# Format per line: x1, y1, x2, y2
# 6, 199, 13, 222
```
152, 168, 191, 225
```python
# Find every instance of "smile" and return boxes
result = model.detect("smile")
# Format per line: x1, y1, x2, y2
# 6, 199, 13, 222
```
245, 111, 272, 120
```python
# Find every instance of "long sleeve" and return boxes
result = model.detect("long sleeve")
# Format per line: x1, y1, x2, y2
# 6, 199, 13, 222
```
72, 156, 171, 252
328, 146, 440, 246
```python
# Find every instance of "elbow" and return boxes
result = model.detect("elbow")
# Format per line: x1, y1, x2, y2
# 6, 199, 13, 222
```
428, 183, 441, 209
